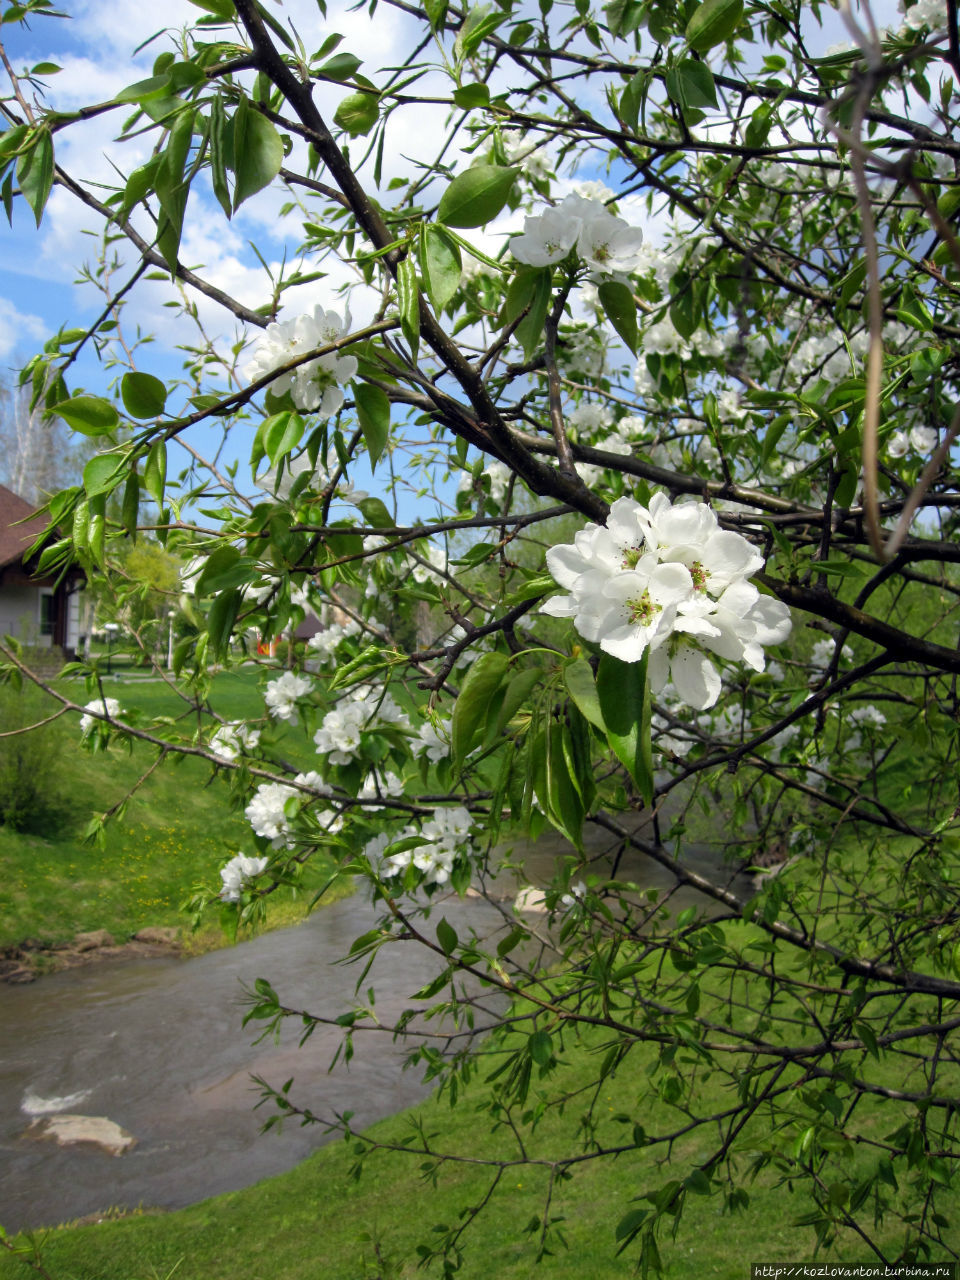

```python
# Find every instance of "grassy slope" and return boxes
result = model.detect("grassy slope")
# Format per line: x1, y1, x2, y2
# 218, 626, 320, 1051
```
0, 670, 343, 948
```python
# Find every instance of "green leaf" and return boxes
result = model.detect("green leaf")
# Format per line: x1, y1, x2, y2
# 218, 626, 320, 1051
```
16, 127, 53, 227
121, 371, 167, 419
232, 98, 284, 210
619, 71, 647, 133
353, 382, 391, 468
598, 280, 638, 354
209, 94, 231, 217
424, 0, 448, 28
515, 269, 553, 361
83, 454, 125, 499
436, 917, 458, 955
55, 395, 119, 437
333, 90, 379, 138
121, 469, 139, 537
143, 440, 167, 506
320, 52, 362, 81
194, 545, 242, 595
264, 410, 305, 466
665, 60, 718, 110
397, 256, 420, 361
563, 656, 605, 730
437, 164, 518, 229
495, 666, 542, 733
114, 74, 172, 104
357, 496, 394, 528
452, 83, 490, 109
456, 5, 503, 58
597, 650, 653, 805
685, 0, 743, 52
419, 224, 462, 312
528, 1029, 553, 1067
206, 587, 241, 659
452, 651, 509, 770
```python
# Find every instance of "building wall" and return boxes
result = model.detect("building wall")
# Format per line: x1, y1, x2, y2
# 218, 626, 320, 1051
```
0, 582, 49, 646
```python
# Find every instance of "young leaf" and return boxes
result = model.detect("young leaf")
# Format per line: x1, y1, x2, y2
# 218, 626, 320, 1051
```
82, 454, 125, 499
597, 650, 653, 805
419, 224, 462, 312
54, 396, 119, 437
333, 90, 379, 138
353, 381, 391, 468
206, 588, 241, 660
685, 0, 743, 52
16, 127, 53, 227
232, 98, 284, 210
563, 656, 605, 730
598, 280, 638, 354
397, 256, 420, 360
436, 917, 458, 955
143, 439, 167, 506
452, 651, 509, 770
437, 165, 518, 229
121, 371, 167, 419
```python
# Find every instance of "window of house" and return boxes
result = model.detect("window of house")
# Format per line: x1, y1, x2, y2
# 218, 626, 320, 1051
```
39, 589, 55, 637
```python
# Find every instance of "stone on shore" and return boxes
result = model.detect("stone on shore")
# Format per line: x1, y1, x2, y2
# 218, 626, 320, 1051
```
73, 930, 115, 952
26, 1114, 137, 1156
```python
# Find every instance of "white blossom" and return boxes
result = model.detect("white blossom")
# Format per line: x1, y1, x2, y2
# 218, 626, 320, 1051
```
219, 853, 269, 902
79, 697, 124, 735
210, 721, 261, 762
245, 782, 298, 847
543, 492, 790, 709
245, 306, 357, 417
413, 717, 452, 764
264, 672, 314, 724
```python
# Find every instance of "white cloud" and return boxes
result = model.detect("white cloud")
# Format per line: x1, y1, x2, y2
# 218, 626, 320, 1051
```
0, 297, 47, 360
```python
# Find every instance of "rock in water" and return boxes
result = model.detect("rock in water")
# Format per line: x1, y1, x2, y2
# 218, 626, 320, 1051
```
26, 1114, 137, 1156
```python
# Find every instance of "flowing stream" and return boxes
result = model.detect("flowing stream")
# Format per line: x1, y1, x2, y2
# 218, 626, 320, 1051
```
0, 828, 753, 1233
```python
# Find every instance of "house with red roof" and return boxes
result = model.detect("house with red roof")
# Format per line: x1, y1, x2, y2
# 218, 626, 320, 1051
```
0, 484, 84, 658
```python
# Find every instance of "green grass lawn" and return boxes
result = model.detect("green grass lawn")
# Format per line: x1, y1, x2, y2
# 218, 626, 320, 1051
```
0, 668, 346, 949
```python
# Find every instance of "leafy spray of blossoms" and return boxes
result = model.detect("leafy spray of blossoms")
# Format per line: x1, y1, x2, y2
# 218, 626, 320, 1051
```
210, 721, 261, 762
245, 306, 357, 417
219, 853, 269, 902
364, 805, 474, 888
510, 193, 644, 277
543, 493, 792, 710
79, 697, 124, 735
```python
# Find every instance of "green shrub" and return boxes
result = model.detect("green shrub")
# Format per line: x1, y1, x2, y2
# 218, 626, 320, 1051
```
0, 683, 64, 831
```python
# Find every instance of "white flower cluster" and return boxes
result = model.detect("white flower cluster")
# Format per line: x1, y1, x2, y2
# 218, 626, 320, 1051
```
245, 307, 357, 417
306, 619, 361, 663
810, 637, 854, 669
413, 717, 452, 764
900, 0, 945, 29
888, 424, 937, 458
79, 697, 124, 735
358, 769, 405, 811
264, 671, 314, 724
219, 853, 269, 902
313, 685, 411, 765
245, 781, 298, 847
543, 493, 792, 710
210, 721, 261, 762
510, 193, 643, 276
366, 805, 473, 887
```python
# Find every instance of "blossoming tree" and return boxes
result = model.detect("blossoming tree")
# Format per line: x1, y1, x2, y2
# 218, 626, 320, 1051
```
2, 0, 960, 1268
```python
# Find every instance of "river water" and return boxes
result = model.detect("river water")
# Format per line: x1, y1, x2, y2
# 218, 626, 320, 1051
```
0, 828, 752, 1233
